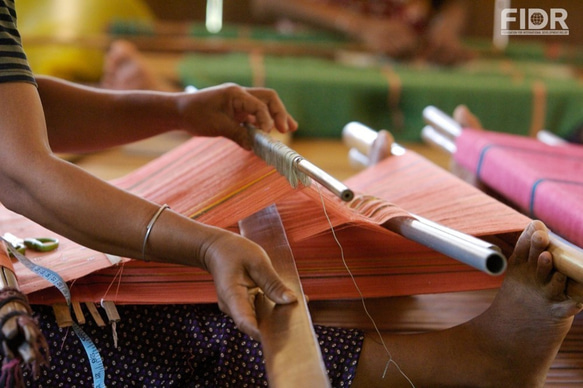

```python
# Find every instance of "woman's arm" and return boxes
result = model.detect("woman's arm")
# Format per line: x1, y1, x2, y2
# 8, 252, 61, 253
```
0, 81, 296, 338
37, 76, 297, 153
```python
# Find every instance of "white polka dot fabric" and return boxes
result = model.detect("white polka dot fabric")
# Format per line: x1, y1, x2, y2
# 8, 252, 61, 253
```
17, 304, 363, 387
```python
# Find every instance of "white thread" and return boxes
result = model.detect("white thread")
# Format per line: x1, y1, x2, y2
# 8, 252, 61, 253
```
102, 264, 125, 301
248, 126, 311, 188
316, 185, 415, 387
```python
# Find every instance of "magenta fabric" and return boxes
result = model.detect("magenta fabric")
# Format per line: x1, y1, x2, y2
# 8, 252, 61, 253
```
454, 129, 583, 247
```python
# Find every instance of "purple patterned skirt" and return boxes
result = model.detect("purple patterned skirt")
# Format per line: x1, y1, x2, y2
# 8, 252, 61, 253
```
20, 304, 363, 387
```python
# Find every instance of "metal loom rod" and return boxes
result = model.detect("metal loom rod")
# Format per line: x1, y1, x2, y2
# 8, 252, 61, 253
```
249, 126, 354, 202
384, 216, 507, 275
421, 125, 457, 154
422, 105, 463, 139
342, 121, 407, 159
413, 214, 502, 253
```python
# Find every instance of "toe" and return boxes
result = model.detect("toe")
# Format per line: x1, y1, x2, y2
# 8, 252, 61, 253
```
549, 271, 568, 299
512, 221, 546, 265
529, 228, 550, 265
536, 251, 553, 284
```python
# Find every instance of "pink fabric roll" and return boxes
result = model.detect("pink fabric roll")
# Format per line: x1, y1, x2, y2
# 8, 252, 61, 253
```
454, 129, 583, 247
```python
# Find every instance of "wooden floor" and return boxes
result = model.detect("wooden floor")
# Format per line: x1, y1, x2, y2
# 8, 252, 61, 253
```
73, 134, 583, 386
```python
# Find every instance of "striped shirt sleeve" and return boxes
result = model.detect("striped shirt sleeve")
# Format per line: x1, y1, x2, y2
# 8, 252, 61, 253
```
0, 0, 36, 85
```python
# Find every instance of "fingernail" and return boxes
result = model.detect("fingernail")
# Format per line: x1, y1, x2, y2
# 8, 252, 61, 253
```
282, 290, 297, 303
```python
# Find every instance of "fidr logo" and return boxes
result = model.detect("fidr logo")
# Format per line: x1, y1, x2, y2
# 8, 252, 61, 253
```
501, 8, 569, 35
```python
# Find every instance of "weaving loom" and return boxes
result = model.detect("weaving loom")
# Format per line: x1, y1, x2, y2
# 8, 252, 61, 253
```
0, 131, 536, 386
0, 134, 531, 308
345, 113, 583, 285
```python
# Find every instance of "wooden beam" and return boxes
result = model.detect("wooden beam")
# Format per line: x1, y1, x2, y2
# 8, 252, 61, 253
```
239, 205, 331, 388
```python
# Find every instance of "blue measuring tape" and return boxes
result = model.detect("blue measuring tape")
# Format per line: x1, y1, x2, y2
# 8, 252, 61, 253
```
2, 238, 107, 388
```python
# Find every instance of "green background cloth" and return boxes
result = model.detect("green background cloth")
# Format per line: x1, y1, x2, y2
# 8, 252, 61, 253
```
178, 51, 583, 141
159, 23, 583, 141
107, 21, 583, 141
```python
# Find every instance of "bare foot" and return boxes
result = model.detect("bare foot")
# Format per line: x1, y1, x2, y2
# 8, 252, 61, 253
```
353, 221, 582, 388
469, 220, 582, 386
101, 40, 177, 92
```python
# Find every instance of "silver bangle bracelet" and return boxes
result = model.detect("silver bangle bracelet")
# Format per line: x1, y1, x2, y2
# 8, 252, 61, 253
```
141, 204, 170, 261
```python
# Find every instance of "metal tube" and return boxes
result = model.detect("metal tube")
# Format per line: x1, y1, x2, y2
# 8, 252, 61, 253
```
421, 125, 457, 154
342, 121, 406, 157
385, 216, 507, 276
413, 214, 501, 252
537, 130, 568, 146
347, 148, 370, 170
295, 158, 354, 202
250, 126, 354, 202
423, 106, 463, 139
342, 121, 378, 156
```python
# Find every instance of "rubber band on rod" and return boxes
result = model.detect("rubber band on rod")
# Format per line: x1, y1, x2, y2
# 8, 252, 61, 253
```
142, 204, 170, 261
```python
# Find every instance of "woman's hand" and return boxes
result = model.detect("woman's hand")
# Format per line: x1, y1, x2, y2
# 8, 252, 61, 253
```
178, 83, 298, 149
199, 228, 297, 339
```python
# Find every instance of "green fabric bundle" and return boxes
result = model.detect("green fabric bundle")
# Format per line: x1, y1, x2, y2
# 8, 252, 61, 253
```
178, 52, 583, 141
